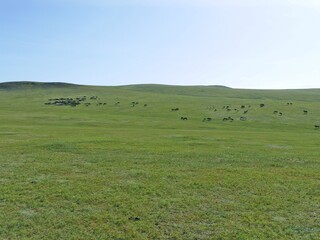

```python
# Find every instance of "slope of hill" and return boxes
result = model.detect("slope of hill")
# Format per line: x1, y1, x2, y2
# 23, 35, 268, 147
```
121, 83, 320, 102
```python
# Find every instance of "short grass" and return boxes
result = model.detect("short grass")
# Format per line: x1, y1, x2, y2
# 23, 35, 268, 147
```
0, 83, 319, 239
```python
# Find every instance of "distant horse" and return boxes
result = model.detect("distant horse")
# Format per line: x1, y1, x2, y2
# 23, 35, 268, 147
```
223, 117, 233, 122
202, 117, 212, 122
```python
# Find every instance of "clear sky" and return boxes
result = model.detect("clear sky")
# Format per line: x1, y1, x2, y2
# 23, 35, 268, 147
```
1, 0, 320, 89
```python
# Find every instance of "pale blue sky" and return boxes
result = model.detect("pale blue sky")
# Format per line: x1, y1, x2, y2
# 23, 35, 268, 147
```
1, 0, 320, 89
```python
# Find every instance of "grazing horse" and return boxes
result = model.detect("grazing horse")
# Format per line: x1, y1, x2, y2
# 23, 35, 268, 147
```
273, 111, 278, 114
203, 117, 212, 122
244, 110, 248, 114
260, 103, 265, 107
315, 125, 320, 129
171, 108, 179, 111
223, 117, 234, 122
131, 101, 139, 107
180, 117, 188, 120
303, 110, 308, 114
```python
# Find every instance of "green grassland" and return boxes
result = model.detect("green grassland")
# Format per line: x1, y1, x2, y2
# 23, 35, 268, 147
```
0, 82, 319, 239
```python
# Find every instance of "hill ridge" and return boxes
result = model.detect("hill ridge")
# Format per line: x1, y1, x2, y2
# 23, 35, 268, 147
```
0, 81, 80, 89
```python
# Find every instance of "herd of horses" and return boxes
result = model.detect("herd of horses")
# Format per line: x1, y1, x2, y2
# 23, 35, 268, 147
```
176, 102, 317, 129
45, 96, 87, 107
177, 102, 319, 129
45, 97, 319, 129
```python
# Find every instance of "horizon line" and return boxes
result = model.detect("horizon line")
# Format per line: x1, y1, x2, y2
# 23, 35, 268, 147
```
1, 80, 320, 91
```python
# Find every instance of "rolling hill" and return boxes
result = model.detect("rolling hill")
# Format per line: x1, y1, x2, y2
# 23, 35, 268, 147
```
1, 82, 319, 239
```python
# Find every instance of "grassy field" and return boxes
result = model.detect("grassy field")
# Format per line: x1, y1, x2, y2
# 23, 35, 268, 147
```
0, 82, 319, 239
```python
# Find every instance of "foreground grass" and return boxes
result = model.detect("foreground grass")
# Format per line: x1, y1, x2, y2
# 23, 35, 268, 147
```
0, 83, 319, 239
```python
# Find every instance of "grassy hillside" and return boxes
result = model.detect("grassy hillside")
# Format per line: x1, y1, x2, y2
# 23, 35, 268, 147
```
0, 82, 319, 239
